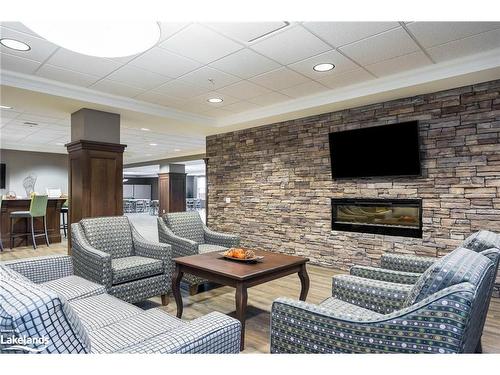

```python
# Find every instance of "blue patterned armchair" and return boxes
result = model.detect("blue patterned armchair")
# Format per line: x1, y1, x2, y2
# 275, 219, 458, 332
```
157, 211, 240, 293
270, 247, 499, 353
71, 216, 173, 305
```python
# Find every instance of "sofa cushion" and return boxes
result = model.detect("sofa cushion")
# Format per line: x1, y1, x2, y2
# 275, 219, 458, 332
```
462, 230, 500, 253
111, 256, 164, 285
198, 244, 227, 253
164, 212, 205, 244
70, 293, 143, 332
319, 297, 384, 320
405, 247, 492, 306
42, 275, 106, 301
0, 265, 30, 282
0, 276, 91, 353
80, 216, 134, 258
89, 308, 184, 353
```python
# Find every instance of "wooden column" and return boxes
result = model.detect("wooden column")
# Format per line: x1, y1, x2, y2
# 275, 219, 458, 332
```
158, 172, 186, 216
66, 140, 126, 251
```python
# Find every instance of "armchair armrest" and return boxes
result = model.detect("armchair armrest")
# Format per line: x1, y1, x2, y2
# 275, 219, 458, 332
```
271, 283, 475, 354
117, 312, 241, 353
350, 265, 421, 285
381, 253, 436, 273
71, 223, 112, 289
157, 217, 198, 257
2, 255, 73, 284
203, 225, 240, 248
132, 224, 173, 278
332, 274, 412, 314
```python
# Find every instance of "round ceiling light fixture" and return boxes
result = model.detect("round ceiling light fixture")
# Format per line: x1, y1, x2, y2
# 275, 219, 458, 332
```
313, 63, 335, 72
207, 97, 223, 104
0, 38, 31, 51
24, 21, 160, 58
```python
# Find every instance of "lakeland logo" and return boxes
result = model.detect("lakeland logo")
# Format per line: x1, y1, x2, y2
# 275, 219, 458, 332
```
1, 331, 49, 353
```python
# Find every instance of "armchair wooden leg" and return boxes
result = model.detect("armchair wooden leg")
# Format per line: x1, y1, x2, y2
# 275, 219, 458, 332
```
189, 284, 198, 296
161, 294, 169, 306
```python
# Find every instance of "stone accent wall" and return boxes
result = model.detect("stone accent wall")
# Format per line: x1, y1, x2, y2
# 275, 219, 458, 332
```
206, 80, 500, 269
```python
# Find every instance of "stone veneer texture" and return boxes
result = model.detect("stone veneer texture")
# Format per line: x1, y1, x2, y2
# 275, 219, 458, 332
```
206, 79, 500, 269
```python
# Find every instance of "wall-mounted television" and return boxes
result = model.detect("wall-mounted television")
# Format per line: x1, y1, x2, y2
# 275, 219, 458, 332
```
329, 121, 421, 178
0, 163, 5, 189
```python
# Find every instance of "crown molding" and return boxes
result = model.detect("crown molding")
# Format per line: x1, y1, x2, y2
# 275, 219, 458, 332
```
0, 69, 216, 126
215, 47, 500, 128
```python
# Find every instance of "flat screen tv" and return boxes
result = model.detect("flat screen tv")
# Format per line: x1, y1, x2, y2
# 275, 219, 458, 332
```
329, 121, 421, 178
0, 163, 5, 189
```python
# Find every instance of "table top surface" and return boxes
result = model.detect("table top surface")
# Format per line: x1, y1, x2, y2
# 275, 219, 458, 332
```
174, 249, 309, 281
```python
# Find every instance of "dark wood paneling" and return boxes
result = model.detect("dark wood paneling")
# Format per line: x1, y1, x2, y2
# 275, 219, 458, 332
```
158, 172, 186, 215
66, 140, 126, 252
0, 198, 65, 247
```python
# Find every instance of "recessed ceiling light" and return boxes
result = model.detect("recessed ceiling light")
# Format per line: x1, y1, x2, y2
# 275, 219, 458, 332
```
0, 105, 13, 110
55, 142, 65, 146
24, 21, 160, 58
140, 128, 150, 131
0, 38, 31, 51
149, 143, 158, 146
174, 149, 181, 152
313, 63, 335, 72
207, 97, 223, 104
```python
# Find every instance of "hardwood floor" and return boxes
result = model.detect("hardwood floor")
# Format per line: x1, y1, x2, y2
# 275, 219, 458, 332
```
1, 242, 499, 353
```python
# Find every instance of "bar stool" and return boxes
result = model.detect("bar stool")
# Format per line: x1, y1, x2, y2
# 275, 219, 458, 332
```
60, 200, 68, 238
10, 195, 50, 250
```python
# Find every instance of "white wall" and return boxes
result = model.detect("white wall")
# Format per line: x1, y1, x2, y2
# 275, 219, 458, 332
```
0, 149, 68, 198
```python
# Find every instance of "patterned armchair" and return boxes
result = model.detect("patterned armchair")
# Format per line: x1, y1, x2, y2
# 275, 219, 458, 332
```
349, 230, 500, 286
157, 211, 240, 294
271, 247, 499, 353
71, 216, 173, 305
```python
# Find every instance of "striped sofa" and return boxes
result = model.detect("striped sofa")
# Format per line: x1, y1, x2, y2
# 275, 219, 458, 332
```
270, 247, 499, 353
0, 255, 241, 354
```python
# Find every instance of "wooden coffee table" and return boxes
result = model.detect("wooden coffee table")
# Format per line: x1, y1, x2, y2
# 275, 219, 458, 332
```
171, 249, 310, 350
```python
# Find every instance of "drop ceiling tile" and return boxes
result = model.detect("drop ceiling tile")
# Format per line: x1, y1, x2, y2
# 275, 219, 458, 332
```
280, 81, 329, 98
221, 101, 260, 113
0, 22, 40, 36
288, 50, 359, 79
216, 80, 272, 100
427, 28, 500, 62
247, 92, 292, 106
106, 65, 171, 90
199, 107, 233, 118
248, 67, 309, 91
251, 25, 330, 65
46, 48, 122, 76
90, 80, 146, 98
340, 27, 419, 66
0, 52, 40, 74
153, 80, 209, 99
177, 66, 240, 90
36, 64, 100, 87
158, 22, 190, 41
0, 26, 59, 62
407, 22, 500, 48
316, 68, 374, 89
365, 51, 432, 77
209, 48, 281, 79
303, 22, 400, 48
159, 23, 243, 64
130, 47, 202, 78
205, 22, 289, 43
135, 91, 187, 108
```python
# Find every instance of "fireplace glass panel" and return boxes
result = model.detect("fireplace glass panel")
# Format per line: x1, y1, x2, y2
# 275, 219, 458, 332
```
336, 205, 419, 228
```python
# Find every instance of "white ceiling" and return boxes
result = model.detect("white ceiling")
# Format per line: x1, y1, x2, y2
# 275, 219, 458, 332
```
124, 160, 205, 177
2, 21, 500, 163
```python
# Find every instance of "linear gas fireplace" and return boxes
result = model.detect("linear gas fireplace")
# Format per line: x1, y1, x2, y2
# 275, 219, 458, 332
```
331, 198, 422, 238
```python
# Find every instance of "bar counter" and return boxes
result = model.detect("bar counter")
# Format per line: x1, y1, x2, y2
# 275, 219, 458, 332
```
0, 198, 66, 248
